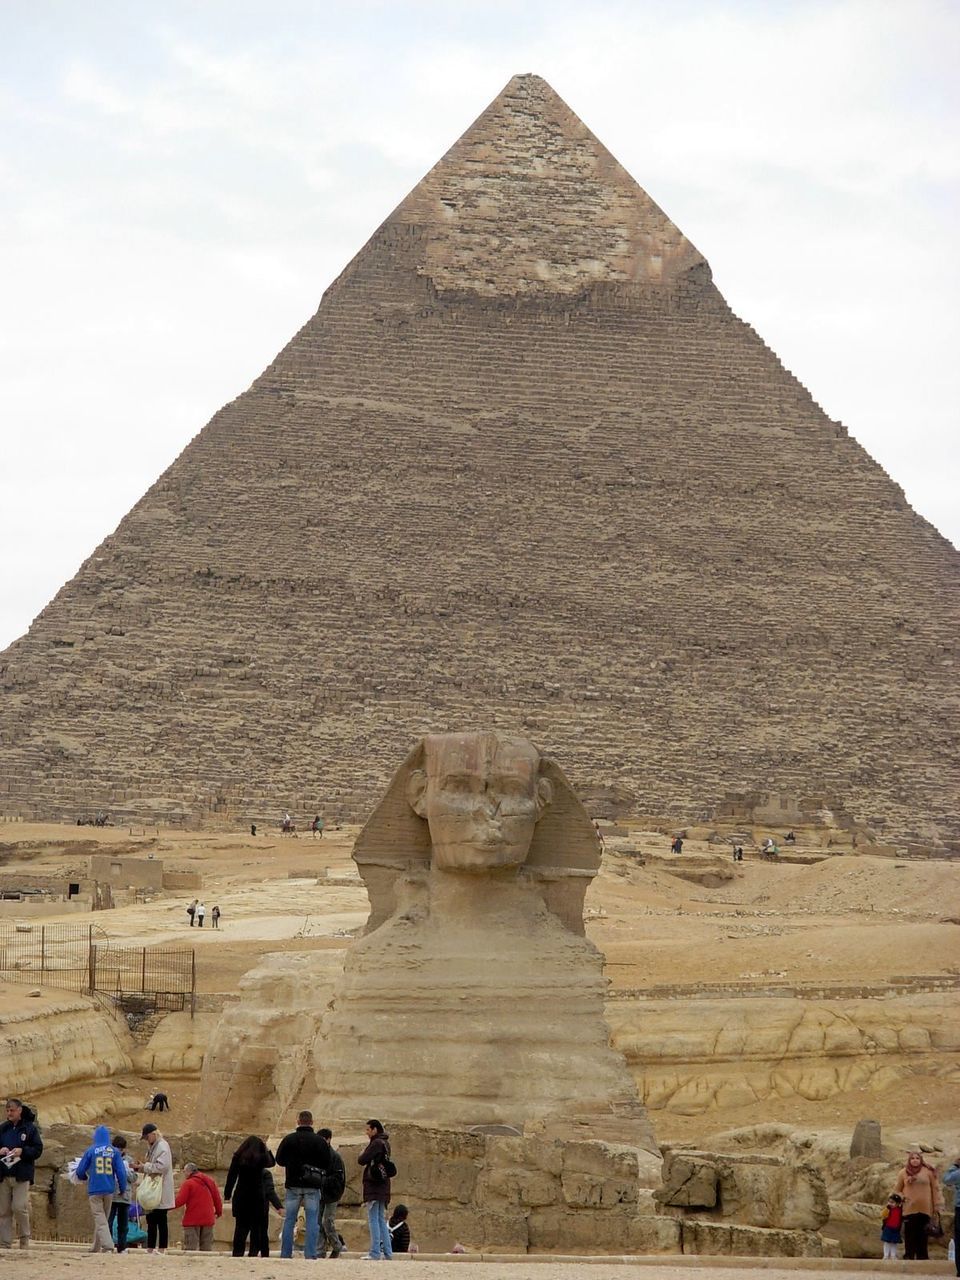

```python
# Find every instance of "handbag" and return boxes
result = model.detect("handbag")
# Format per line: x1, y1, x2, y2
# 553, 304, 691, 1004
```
137, 1172, 164, 1212
926, 1212, 944, 1239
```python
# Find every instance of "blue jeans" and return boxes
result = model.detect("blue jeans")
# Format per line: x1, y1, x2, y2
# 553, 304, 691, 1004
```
281, 1187, 320, 1260
366, 1200, 392, 1259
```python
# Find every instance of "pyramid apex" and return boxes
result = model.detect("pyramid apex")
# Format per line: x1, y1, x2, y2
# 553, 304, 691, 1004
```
376, 74, 707, 298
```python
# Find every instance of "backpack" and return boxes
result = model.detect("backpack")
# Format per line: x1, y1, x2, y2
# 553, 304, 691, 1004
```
299, 1164, 325, 1190
321, 1155, 346, 1203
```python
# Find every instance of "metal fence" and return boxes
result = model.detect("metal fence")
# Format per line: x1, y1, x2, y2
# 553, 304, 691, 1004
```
0, 922, 195, 1014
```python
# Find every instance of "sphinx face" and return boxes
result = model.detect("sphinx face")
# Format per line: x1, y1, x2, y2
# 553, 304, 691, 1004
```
409, 732, 551, 872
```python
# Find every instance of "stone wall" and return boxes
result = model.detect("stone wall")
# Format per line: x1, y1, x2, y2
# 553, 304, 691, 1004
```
28, 1122, 834, 1257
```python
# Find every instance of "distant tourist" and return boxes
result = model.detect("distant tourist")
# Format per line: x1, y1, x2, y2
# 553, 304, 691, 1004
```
358, 1119, 393, 1260
109, 1134, 136, 1252
196, 901, 206, 928
881, 1192, 904, 1260
785, 830, 796, 843
0, 1097, 42, 1250
250, 823, 257, 837
75, 1124, 128, 1253
732, 845, 744, 862
211, 905, 221, 929
276, 1110, 331, 1260
894, 1148, 943, 1260
594, 821, 605, 851
175, 1162, 222, 1251
317, 1127, 345, 1258
133, 1123, 175, 1254
943, 1156, 960, 1277
311, 815, 325, 839
147, 1091, 169, 1112
388, 1203, 411, 1252
187, 899, 198, 927
224, 1134, 277, 1258
671, 836, 683, 855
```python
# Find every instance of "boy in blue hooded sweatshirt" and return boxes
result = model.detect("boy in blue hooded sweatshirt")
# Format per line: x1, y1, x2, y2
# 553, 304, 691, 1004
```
76, 1125, 127, 1253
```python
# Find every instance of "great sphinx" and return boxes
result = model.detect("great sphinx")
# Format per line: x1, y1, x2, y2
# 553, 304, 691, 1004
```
310, 731, 656, 1147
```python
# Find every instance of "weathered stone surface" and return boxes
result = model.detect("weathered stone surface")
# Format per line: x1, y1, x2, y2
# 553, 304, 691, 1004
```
197, 951, 340, 1130
657, 1147, 829, 1231
849, 1118, 882, 1158
680, 1220, 828, 1257
311, 734, 655, 1147
1, 75, 956, 846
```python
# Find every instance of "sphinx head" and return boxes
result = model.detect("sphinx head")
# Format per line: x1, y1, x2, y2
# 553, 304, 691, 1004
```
406, 731, 553, 872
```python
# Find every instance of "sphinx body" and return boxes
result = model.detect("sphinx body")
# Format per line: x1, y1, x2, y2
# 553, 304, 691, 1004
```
310, 732, 655, 1148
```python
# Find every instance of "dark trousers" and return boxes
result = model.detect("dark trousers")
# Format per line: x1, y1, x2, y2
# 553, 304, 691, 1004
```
903, 1212, 930, 1260
108, 1202, 129, 1251
232, 1212, 266, 1257
146, 1207, 168, 1251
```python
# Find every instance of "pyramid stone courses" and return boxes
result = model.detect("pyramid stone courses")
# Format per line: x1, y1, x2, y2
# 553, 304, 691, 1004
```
2, 75, 958, 840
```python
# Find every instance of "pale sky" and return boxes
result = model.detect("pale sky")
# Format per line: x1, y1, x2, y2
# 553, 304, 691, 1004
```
2, 0, 957, 651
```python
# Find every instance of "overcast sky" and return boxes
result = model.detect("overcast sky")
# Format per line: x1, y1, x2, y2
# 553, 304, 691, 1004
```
2, 0, 957, 651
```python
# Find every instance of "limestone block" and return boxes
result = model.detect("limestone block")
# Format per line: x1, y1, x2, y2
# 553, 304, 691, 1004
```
655, 1153, 719, 1208
0, 996, 133, 1096
529, 1207, 680, 1254
681, 1219, 826, 1256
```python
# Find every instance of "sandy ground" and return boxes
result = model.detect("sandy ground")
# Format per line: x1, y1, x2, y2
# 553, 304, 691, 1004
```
1, 820, 959, 1146
8, 1247, 954, 1279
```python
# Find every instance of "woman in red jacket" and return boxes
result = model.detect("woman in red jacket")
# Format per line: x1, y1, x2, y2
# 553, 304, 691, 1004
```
174, 1163, 222, 1251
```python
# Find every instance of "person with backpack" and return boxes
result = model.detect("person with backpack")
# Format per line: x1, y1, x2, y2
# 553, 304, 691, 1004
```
75, 1124, 128, 1253
358, 1119, 394, 1260
276, 1111, 331, 1260
388, 1204, 411, 1252
317, 1128, 346, 1259
108, 1134, 136, 1252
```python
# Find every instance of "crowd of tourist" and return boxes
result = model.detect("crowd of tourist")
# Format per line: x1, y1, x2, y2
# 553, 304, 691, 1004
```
3, 1094, 959, 1266
1, 1099, 409, 1259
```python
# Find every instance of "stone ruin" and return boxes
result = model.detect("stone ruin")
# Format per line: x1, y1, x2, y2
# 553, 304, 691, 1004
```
0, 74, 956, 843
192, 732, 841, 1256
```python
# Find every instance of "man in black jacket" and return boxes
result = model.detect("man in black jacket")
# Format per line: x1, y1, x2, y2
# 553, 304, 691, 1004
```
317, 1127, 346, 1259
275, 1111, 330, 1260
0, 1098, 43, 1250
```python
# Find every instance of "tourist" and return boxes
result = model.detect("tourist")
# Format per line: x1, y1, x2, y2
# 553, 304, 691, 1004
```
133, 1122, 175, 1254
148, 1090, 169, 1111
388, 1204, 410, 1252
311, 815, 325, 839
175, 1162, 222, 1251
358, 1118, 393, 1260
732, 845, 744, 862
594, 821, 605, 851
224, 1134, 277, 1257
943, 1156, 960, 1277
671, 836, 683, 855
109, 1134, 135, 1252
75, 1124, 127, 1253
0, 1097, 42, 1250
211, 904, 221, 929
880, 1192, 903, 1260
317, 1127, 345, 1258
894, 1147, 943, 1260
259, 1164, 284, 1257
196, 901, 206, 928
250, 823, 257, 837
187, 899, 198, 927
276, 1110, 330, 1260
785, 831, 796, 843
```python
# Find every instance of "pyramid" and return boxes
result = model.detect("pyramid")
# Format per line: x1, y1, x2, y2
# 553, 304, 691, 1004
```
2, 75, 958, 841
